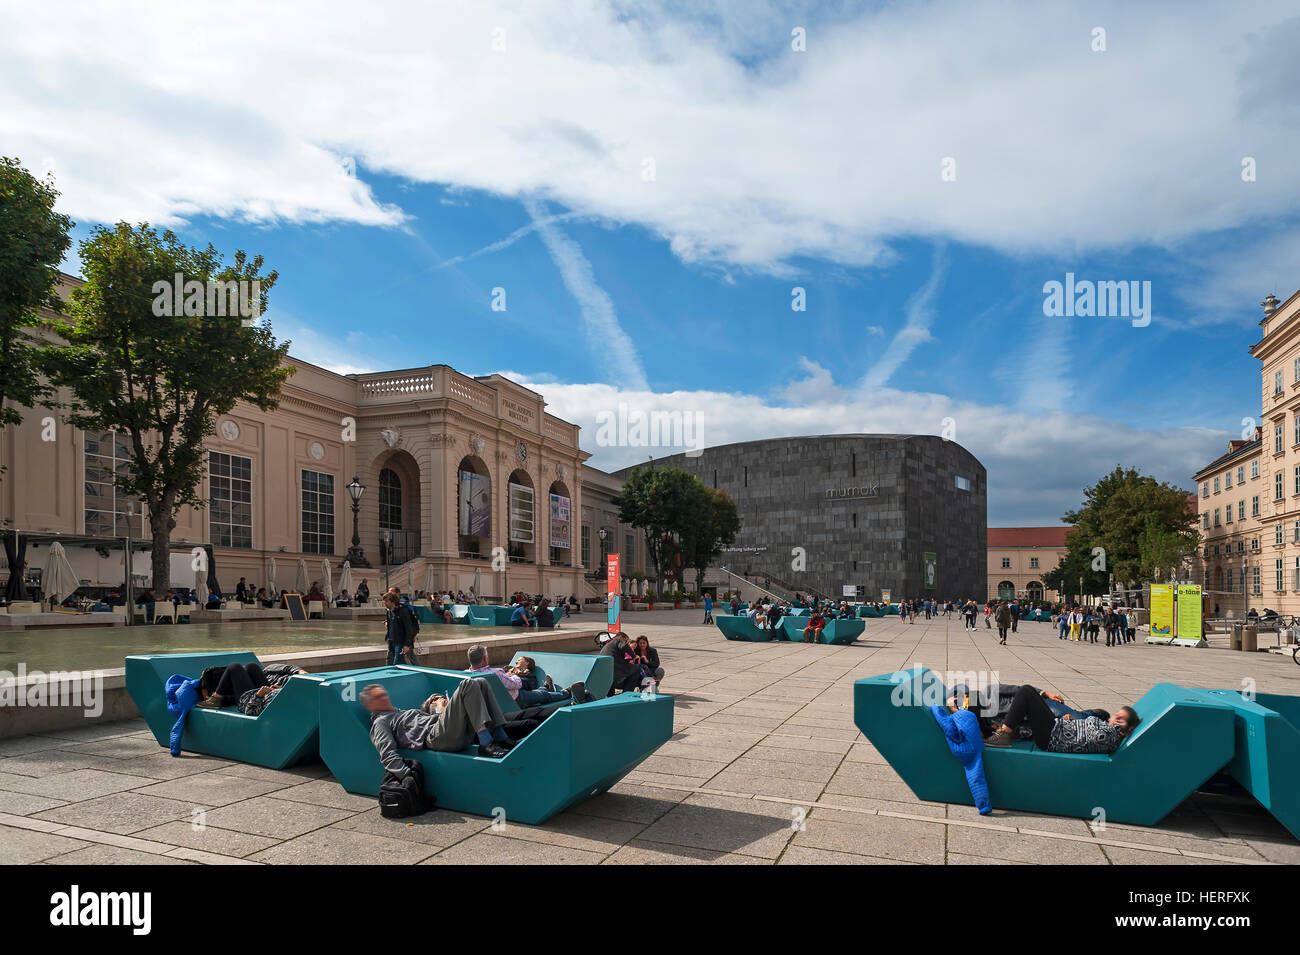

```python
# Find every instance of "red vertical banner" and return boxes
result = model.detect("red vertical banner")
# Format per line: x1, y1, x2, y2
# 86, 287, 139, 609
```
606, 553, 621, 634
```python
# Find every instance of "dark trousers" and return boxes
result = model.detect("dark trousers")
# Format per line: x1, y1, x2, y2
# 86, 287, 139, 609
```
1011, 618, 1017, 632
1002, 684, 1055, 749
215, 662, 267, 700
387, 642, 413, 666
608, 671, 645, 696
997, 626, 1008, 641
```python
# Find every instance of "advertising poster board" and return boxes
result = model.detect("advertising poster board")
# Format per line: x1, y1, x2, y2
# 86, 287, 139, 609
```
606, 553, 621, 634
1175, 583, 1202, 640
1150, 583, 1173, 636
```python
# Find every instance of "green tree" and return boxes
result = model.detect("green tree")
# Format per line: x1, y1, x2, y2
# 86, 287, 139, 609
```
43, 223, 293, 597
0, 157, 73, 461
681, 484, 741, 594
1044, 466, 1198, 600
614, 465, 701, 593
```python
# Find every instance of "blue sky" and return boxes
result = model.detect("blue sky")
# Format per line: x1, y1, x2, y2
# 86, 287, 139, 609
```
5, 0, 1297, 524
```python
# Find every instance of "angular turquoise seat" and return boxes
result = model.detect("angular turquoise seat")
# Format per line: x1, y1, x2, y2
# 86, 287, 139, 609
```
778, 616, 865, 644
883, 604, 899, 615
715, 613, 778, 641
853, 667, 1236, 826
317, 665, 674, 824
1183, 688, 1300, 840
788, 608, 809, 617
126, 652, 349, 769
858, 606, 882, 618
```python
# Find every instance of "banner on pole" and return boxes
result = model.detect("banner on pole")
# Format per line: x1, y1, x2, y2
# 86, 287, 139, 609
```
606, 553, 621, 635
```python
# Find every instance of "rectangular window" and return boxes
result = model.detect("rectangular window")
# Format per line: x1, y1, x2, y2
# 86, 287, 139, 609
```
625, 532, 635, 570
581, 525, 591, 569
83, 430, 143, 538
508, 483, 535, 544
1254, 565, 1262, 595
1276, 424, 1284, 454
1239, 465, 1246, 483
1226, 505, 1233, 523
1225, 471, 1232, 489
1294, 556, 1299, 590
1203, 515, 1210, 530
1001, 557, 1011, 568
955, 475, 971, 492
1029, 557, 1039, 569
1201, 482, 1209, 498
1295, 465, 1300, 496
1295, 416, 1300, 447
1277, 473, 1285, 500
1214, 508, 1220, 527
209, 452, 253, 549
300, 470, 335, 555
1214, 476, 1220, 493
1252, 538, 1260, 551
1294, 357, 1299, 383
1277, 524, 1285, 546
1238, 540, 1245, 553
1227, 568, 1234, 592
1277, 559, 1284, 592
1253, 495, 1261, 516
1239, 500, 1246, 520
1276, 370, 1284, 395
1253, 460, 1260, 479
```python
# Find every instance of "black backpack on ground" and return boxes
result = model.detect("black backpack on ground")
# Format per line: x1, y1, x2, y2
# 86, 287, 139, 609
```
379, 758, 433, 818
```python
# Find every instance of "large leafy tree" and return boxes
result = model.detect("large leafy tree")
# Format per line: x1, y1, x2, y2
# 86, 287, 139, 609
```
43, 223, 293, 597
0, 157, 73, 463
681, 484, 740, 594
1044, 466, 1198, 600
614, 465, 703, 593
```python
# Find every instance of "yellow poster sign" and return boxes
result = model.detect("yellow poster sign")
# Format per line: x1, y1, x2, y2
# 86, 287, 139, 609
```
1150, 584, 1173, 636
1176, 584, 1202, 641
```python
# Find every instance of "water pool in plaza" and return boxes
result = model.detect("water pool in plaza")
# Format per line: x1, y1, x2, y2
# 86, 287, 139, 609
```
0, 620, 533, 672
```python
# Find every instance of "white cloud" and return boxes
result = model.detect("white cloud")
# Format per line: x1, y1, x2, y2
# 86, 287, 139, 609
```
4, 1, 1299, 272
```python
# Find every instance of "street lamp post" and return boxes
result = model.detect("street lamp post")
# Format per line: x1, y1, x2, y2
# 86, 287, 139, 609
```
1243, 559, 1248, 620
345, 476, 370, 567
382, 530, 391, 593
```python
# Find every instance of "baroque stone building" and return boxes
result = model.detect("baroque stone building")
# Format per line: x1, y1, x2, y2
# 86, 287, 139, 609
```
616, 434, 987, 600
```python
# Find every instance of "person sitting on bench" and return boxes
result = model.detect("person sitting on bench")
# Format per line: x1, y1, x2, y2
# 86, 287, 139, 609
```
802, 611, 826, 643
981, 684, 1140, 753
510, 602, 535, 627
600, 631, 649, 695
196, 661, 309, 709
361, 679, 518, 763
534, 599, 555, 628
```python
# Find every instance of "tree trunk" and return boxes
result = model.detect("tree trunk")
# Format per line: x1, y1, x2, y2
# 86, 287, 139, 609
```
148, 490, 178, 597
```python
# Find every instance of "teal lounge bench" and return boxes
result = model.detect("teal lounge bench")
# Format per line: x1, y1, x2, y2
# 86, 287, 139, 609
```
715, 613, 779, 641
126, 652, 350, 769
779, 616, 865, 645
317, 665, 674, 824
788, 608, 809, 617
882, 604, 899, 615
1183, 688, 1300, 840
853, 667, 1237, 826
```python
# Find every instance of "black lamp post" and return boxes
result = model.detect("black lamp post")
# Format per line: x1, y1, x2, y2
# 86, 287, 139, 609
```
346, 476, 370, 567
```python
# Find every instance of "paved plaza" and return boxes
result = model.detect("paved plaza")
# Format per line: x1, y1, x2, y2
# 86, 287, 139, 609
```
2, 611, 1298, 865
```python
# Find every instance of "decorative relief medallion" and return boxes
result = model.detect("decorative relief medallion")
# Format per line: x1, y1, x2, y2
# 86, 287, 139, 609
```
380, 427, 401, 449
308, 441, 325, 461
219, 419, 240, 441
470, 433, 486, 456
555, 463, 568, 480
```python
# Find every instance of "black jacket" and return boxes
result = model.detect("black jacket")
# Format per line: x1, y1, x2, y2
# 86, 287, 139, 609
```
386, 605, 418, 646
599, 636, 640, 682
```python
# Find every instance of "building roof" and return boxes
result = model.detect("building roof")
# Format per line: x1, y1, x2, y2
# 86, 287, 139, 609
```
987, 527, 1072, 547
1193, 433, 1262, 480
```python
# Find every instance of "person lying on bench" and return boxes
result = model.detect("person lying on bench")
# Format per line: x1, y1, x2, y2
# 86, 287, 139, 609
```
466, 645, 590, 706
979, 684, 1140, 753
196, 662, 309, 709
361, 679, 518, 763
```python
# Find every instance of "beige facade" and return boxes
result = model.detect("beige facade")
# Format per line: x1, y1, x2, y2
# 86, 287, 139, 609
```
1193, 289, 1300, 616
0, 274, 640, 603
986, 527, 1069, 603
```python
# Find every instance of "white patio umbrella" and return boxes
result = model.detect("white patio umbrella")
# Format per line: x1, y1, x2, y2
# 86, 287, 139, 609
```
406, 563, 414, 593
423, 563, 435, 597
338, 560, 353, 600
322, 559, 333, 603
266, 557, 277, 596
42, 541, 79, 605
295, 559, 309, 595
195, 566, 208, 606
472, 568, 481, 603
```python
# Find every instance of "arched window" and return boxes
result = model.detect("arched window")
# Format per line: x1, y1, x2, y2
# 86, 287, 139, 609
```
997, 581, 1015, 600
379, 468, 402, 530
1026, 581, 1044, 602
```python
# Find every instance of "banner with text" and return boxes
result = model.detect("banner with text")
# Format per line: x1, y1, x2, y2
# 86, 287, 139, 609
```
1150, 583, 1173, 636
549, 494, 571, 549
607, 554, 621, 634
1176, 584, 1202, 640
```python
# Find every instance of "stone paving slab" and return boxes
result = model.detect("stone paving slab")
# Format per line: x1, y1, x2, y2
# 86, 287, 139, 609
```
2, 610, 1298, 863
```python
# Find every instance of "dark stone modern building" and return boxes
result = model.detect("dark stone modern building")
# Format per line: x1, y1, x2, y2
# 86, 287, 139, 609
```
617, 434, 987, 601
